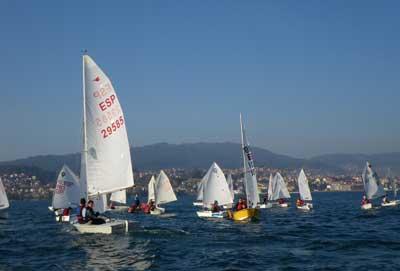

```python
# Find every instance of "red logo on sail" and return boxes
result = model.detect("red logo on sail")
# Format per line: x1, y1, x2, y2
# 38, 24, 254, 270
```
93, 76, 100, 82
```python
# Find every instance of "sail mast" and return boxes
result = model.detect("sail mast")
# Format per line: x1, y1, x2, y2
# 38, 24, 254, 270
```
81, 53, 88, 200
239, 113, 247, 202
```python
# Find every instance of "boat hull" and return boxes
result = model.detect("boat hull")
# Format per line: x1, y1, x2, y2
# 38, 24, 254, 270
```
361, 203, 372, 210
258, 203, 273, 209
196, 210, 226, 218
150, 207, 165, 215
381, 200, 399, 207
193, 202, 203, 207
228, 208, 260, 221
296, 203, 313, 211
72, 220, 135, 234
278, 203, 289, 208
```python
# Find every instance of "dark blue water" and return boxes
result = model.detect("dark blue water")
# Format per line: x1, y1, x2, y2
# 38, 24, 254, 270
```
1, 192, 400, 271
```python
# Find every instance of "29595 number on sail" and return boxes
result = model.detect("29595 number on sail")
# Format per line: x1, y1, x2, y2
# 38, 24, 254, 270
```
101, 116, 124, 139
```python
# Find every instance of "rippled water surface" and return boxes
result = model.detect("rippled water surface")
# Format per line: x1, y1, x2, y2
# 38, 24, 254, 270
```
1, 192, 400, 270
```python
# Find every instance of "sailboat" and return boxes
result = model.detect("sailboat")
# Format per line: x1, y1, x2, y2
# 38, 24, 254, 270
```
361, 162, 385, 210
0, 177, 9, 212
72, 54, 135, 234
149, 170, 177, 215
259, 174, 273, 209
48, 165, 81, 222
270, 172, 291, 208
381, 169, 399, 207
197, 162, 233, 218
107, 190, 129, 211
193, 168, 211, 207
228, 114, 260, 221
296, 169, 313, 211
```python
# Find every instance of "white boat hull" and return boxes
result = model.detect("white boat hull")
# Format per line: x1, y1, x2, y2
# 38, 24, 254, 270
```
193, 202, 203, 207
150, 207, 165, 215
361, 203, 372, 210
72, 219, 135, 234
258, 203, 273, 209
296, 203, 313, 211
278, 203, 289, 208
56, 215, 71, 222
196, 210, 226, 218
381, 200, 399, 207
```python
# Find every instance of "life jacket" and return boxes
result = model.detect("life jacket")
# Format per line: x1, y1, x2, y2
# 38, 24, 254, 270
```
77, 205, 86, 223
62, 208, 70, 216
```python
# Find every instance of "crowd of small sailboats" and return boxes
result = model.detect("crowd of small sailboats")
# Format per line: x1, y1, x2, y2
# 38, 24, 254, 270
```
0, 53, 398, 234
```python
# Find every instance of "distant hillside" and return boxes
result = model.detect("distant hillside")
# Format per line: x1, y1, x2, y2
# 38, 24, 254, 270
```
0, 142, 309, 174
1, 143, 399, 183
310, 153, 400, 175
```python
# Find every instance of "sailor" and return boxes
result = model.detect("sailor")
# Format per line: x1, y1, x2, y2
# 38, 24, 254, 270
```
109, 202, 115, 210
296, 198, 304, 207
361, 195, 369, 205
382, 195, 390, 204
77, 198, 87, 224
62, 207, 72, 216
134, 194, 140, 206
211, 200, 220, 212
278, 198, 285, 205
86, 200, 106, 225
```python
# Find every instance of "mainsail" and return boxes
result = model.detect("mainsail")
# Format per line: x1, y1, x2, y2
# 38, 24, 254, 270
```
271, 173, 291, 200
227, 173, 235, 200
110, 190, 126, 204
155, 170, 177, 205
240, 113, 259, 208
203, 162, 233, 208
297, 169, 312, 201
197, 167, 212, 201
81, 55, 134, 200
148, 176, 156, 202
52, 165, 81, 209
267, 174, 274, 201
362, 162, 385, 200
0, 178, 9, 210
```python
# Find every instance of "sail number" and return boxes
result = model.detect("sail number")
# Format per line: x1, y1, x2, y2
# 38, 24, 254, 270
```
101, 116, 124, 138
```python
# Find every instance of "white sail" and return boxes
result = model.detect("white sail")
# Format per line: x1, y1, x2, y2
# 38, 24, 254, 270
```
240, 113, 259, 208
272, 172, 291, 200
52, 165, 81, 209
110, 190, 126, 204
81, 55, 134, 198
203, 162, 233, 207
267, 174, 274, 201
148, 176, 156, 202
90, 194, 107, 214
155, 170, 177, 205
362, 162, 385, 200
0, 178, 9, 210
197, 167, 211, 201
227, 173, 235, 200
297, 169, 312, 201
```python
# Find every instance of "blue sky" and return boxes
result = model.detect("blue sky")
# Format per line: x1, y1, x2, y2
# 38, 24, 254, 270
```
0, 1, 399, 161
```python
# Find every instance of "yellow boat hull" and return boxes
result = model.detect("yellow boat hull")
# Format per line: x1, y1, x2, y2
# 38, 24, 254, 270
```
228, 208, 260, 221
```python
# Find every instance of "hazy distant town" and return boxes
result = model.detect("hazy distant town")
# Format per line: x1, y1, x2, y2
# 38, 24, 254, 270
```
2, 167, 397, 200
